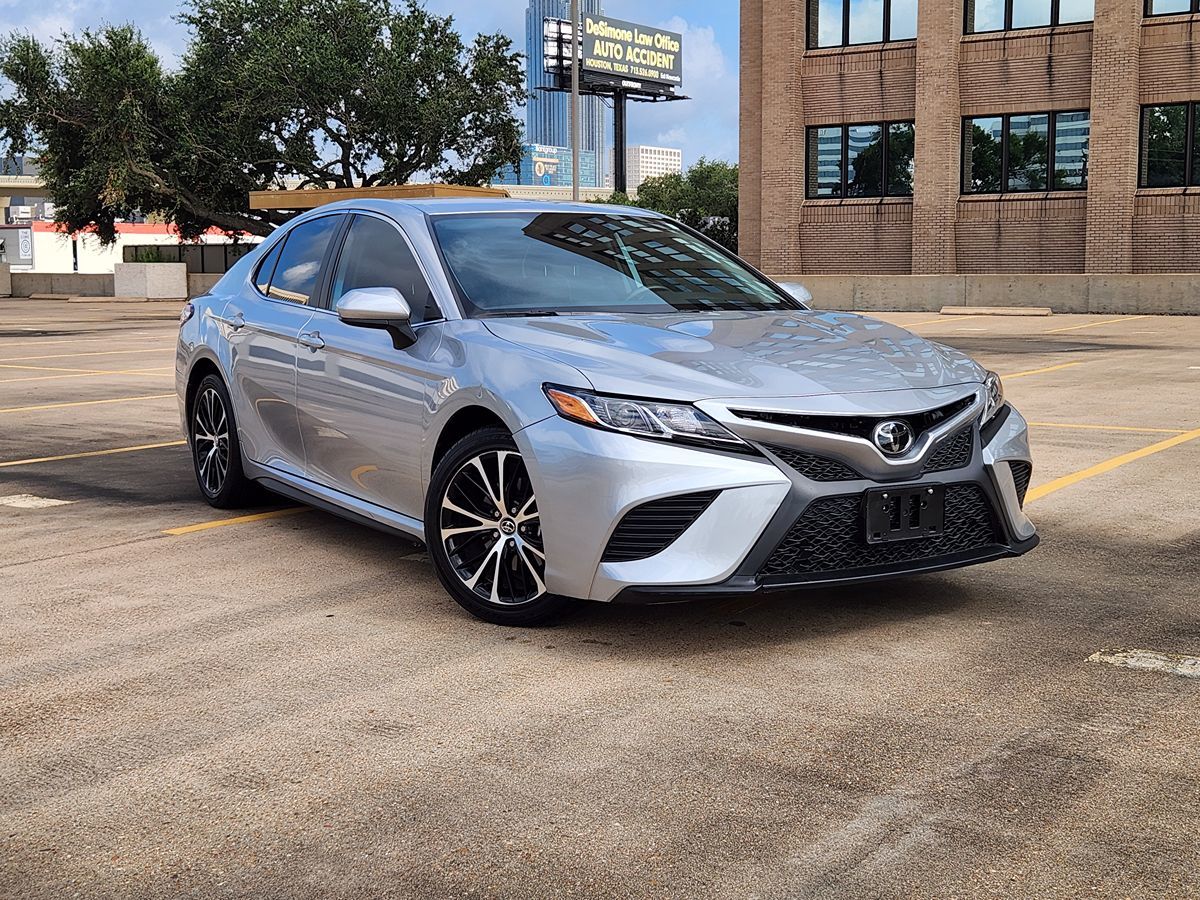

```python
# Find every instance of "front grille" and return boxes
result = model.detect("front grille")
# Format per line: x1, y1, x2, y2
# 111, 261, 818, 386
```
759, 483, 1001, 579
766, 444, 863, 482
1009, 461, 1032, 507
733, 396, 975, 442
602, 491, 719, 563
922, 427, 973, 473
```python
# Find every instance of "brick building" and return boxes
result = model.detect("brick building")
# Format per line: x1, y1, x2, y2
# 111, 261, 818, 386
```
739, 0, 1200, 277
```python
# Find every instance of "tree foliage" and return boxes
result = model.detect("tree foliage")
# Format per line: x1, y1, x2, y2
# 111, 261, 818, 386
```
595, 158, 739, 252
0, 0, 525, 241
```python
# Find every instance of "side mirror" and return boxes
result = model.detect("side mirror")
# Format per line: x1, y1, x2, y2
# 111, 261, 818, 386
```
336, 286, 415, 349
777, 281, 813, 308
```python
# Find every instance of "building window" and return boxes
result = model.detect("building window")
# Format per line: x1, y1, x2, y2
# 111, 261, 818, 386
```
962, 111, 1089, 194
808, 0, 919, 48
965, 0, 1092, 33
1145, 0, 1197, 16
806, 121, 915, 199
1139, 103, 1200, 187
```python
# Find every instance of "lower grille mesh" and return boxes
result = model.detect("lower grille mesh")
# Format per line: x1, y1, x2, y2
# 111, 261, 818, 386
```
1009, 461, 1033, 507
760, 483, 1001, 579
602, 491, 719, 563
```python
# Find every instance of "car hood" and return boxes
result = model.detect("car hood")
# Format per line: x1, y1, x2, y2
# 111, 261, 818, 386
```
484, 310, 986, 402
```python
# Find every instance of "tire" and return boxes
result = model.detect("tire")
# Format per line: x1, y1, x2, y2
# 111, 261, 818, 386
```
188, 373, 259, 509
425, 427, 571, 626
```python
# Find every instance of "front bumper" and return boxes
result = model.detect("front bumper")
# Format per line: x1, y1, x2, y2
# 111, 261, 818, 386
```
517, 392, 1037, 604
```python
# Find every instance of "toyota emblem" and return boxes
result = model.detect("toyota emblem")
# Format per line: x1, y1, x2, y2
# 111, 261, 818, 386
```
872, 420, 914, 456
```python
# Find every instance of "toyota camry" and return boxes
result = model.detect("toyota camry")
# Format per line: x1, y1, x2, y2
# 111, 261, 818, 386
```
176, 199, 1038, 625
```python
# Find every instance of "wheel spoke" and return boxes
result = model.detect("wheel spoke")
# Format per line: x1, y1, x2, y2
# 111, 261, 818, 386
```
514, 542, 546, 594
468, 456, 503, 515
487, 542, 507, 604
515, 495, 538, 523
442, 497, 491, 524
465, 540, 503, 590
441, 523, 495, 540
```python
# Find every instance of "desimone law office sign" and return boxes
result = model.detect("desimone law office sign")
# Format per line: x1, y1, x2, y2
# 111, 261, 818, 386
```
581, 16, 683, 89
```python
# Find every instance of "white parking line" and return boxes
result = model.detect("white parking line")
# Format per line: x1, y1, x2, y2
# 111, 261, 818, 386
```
1088, 649, 1200, 679
0, 494, 76, 509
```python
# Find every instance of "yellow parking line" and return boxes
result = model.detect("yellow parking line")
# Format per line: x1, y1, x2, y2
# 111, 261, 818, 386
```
1026, 427, 1200, 505
0, 362, 114, 373
0, 367, 175, 384
0, 394, 175, 414
1046, 315, 1150, 335
1028, 421, 1187, 435
906, 314, 985, 327
1002, 361, 1083, 379
163, 507, 310, 535
0, 440, 186, 468
0, 348, 170, 363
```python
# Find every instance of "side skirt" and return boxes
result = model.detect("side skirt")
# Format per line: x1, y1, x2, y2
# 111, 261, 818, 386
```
243, 459, 426, 543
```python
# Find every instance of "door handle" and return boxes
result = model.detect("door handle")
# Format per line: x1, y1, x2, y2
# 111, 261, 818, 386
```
215, 312, 246, 331
298, 331, 325, 351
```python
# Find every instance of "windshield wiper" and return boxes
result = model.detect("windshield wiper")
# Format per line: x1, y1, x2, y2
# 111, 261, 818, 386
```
483, 309, 562, 318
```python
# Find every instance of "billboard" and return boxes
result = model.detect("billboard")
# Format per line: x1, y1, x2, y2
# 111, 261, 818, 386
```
580, 16, 682, 88
544, 16, 684, 94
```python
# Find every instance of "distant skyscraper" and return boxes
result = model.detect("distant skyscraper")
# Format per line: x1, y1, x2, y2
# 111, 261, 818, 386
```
524, 0, 609, 187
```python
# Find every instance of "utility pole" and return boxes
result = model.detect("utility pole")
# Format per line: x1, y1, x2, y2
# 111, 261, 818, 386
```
570, 0, 580, 202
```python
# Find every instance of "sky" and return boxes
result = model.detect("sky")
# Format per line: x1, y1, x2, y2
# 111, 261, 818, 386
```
0, 0, 740, 166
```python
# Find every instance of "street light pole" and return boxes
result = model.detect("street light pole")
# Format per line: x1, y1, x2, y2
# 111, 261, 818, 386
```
570, 0, 580, 202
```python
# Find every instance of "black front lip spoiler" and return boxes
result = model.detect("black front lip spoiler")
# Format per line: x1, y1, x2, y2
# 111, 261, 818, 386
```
611, 533, 1040, 605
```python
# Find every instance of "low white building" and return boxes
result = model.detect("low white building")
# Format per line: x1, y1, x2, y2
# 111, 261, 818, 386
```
625, 146, 683, 190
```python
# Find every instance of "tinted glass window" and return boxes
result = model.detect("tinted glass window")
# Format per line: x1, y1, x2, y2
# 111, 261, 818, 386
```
1010, 0, 1050, 28
1007, 113, 1049, 191
1141, 104, 1188, 188
1053, 111, 1090, 189
810, 0, 843, 47
1146, 0, 1190, 12
963, 117, 1003, 192
1058, 0, 1094, 22
846, 124, 884, 197
848, 0, 884, 43
808, 127, 844, 198
268, 216, 340, 305
887, 122, 916, 196
330, 215, 438, 325
967, 0, 1005, 31
254, 239, 284, 294
889, 0, 918, 39
432, 213, 794, 317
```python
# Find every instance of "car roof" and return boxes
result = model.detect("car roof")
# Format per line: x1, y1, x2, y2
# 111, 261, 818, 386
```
304, 197, 667, 218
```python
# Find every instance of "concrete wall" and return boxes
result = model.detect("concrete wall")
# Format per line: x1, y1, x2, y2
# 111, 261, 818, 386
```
187, 273, 222, 298
113, 263, 188, 300
0, 263, 9, 297
11, 272, 114, 296
780, 274, 1200, 315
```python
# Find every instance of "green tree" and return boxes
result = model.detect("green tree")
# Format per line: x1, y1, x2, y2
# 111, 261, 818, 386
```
595, 157, 740, 252
0, 0, 525, 242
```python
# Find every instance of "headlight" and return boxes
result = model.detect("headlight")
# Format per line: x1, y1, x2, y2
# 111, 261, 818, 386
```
544, 385, 747, 449
983, 370, 1005, 423
179, 302, 195, 326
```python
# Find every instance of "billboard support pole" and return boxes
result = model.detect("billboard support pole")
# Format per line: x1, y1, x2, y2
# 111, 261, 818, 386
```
570, 0, 580, 202
614, 93, 628, 195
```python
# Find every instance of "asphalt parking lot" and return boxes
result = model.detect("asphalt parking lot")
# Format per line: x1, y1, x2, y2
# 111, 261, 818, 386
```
1, 298, 1198, 899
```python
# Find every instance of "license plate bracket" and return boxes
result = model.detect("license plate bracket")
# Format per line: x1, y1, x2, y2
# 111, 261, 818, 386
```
865, 485, 945, 544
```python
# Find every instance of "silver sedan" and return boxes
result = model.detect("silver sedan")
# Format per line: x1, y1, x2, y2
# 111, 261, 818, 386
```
176, 199, 1037, 625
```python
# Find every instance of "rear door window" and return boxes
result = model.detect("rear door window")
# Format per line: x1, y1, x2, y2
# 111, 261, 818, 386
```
253, 239, 284, 294
264, 215, 341, 306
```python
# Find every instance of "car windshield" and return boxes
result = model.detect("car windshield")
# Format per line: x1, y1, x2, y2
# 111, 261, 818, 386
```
430, 211, 798, 317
